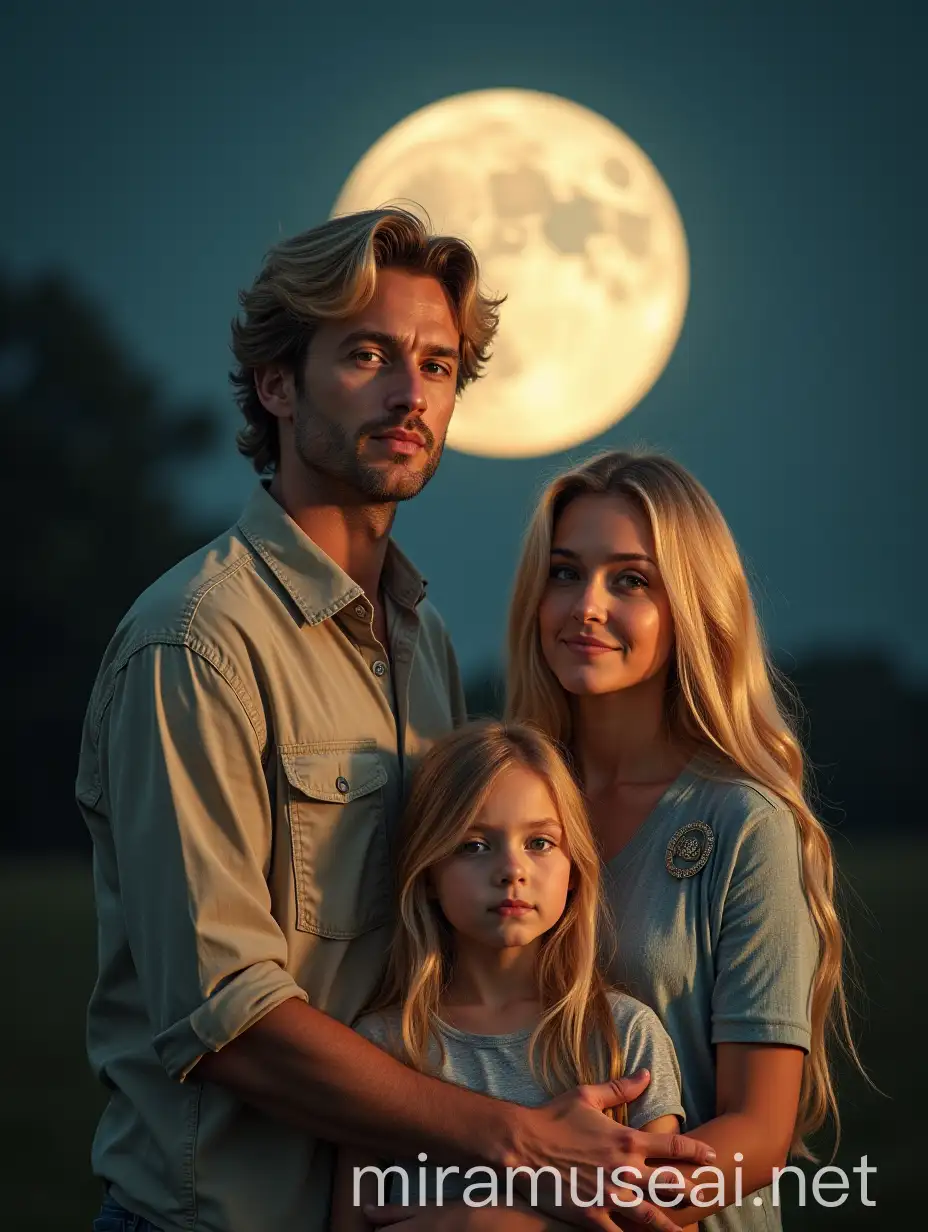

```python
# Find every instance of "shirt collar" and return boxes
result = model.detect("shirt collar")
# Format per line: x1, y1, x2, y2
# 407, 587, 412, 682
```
237, 483, 427, 626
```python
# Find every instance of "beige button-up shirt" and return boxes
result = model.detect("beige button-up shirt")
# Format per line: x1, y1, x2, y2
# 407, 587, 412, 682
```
76, 483, 467, 1232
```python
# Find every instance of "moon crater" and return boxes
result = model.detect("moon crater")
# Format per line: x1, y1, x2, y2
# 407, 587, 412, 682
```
333, 89, 689, 458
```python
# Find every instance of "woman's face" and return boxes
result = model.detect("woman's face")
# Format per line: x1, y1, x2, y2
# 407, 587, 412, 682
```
537, 492, 676, 697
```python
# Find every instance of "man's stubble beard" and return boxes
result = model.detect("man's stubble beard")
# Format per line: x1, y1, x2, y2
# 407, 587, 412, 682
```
292, 400, 446, 504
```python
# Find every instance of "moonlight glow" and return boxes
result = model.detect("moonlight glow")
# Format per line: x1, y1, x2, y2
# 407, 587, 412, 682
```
333, 89, 689, 458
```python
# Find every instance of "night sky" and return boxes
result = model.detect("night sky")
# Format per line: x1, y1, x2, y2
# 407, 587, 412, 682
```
3, 0, 921, 678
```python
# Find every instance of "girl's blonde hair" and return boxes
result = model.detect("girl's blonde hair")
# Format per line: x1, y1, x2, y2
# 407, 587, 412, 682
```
365, 720, 625, 1116
230, 206, 503, 473
507, 449, 858, 1156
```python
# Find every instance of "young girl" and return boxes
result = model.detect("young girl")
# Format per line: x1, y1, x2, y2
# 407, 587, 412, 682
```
507, 449, 861, 1230
330, 720, 696, 1232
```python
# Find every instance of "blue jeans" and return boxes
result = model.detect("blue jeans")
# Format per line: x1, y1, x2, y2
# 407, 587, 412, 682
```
93, 1192, 162, 1231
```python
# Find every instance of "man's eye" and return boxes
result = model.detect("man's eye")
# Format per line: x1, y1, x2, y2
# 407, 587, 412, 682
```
354, 350, 384, 365
422, 360, 452, 376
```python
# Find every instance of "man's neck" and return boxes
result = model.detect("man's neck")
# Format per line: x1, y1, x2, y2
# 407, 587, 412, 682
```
267, 470, 396, 602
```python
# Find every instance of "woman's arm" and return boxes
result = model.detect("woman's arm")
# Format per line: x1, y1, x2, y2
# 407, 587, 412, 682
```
645, 802, 815, 1225
644, 1043, 805, 1227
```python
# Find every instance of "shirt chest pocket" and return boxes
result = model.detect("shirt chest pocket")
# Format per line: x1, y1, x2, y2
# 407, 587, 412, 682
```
280, 744, 392, 940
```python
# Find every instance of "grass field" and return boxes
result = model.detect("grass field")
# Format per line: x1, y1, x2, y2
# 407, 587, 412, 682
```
2, 836, 919, 1229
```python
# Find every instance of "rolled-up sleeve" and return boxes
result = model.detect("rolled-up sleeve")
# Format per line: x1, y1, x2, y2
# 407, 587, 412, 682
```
98, 642, 307, 1081
711, 806, 819, 1052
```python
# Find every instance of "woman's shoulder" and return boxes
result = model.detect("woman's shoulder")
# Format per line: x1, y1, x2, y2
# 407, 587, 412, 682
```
683, 757, 796, 835
676, 759, 808, 882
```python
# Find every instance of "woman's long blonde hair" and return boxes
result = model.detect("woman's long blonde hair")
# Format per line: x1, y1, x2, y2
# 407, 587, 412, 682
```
364, 720, 626, 1116
507, 450, 859, 1156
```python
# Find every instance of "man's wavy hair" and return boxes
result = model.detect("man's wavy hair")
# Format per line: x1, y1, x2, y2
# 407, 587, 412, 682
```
230, 207, 503, 474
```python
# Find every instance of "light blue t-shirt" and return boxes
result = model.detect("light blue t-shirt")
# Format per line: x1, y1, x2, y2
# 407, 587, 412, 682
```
602, 760, 819, 1232
354, 990, 685, 1207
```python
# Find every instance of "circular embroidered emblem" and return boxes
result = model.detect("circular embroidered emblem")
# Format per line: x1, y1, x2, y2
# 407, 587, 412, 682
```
665, 821, 715, 879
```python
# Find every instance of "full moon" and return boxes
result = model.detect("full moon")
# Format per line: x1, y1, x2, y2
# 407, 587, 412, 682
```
333, 89, 689, 458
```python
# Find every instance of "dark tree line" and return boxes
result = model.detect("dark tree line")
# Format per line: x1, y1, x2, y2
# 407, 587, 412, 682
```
1, 270, 923, 852
1, 270, 220, 851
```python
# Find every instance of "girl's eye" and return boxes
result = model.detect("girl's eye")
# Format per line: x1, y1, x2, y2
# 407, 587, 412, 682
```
457, 839, 487, 855
527, 837, 555, 852
616, 572, 648, 591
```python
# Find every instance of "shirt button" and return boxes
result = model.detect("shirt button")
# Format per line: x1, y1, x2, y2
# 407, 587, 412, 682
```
354, 604, 367, 619
372, 660, 387, 677
335, 776, 350, 794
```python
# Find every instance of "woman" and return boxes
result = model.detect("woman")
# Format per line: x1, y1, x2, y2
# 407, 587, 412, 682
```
507, 450, 857, 1231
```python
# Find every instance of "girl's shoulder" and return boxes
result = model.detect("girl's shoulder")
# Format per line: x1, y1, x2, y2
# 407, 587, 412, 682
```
604, 991, 684, 1104
605, 989, 669, 1042
352, 1006, 403, 1050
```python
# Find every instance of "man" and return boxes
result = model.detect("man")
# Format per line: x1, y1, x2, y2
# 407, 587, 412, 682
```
78, 207, 712, 1232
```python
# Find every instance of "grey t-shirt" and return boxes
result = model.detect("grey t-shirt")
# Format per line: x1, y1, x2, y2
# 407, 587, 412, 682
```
602, 761, 819, 1232
354, 990, 684, 1207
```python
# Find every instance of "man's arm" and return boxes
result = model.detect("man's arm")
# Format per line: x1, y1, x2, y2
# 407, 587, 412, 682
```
103, 642, 713, 1232
194, 1014, 715, 1232
99, 642, 308, 1081
193, 997, 520, 1165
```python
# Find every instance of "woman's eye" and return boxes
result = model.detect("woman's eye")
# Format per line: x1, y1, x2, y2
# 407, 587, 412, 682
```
548, 564, 578, 582
617, 572, 648, 590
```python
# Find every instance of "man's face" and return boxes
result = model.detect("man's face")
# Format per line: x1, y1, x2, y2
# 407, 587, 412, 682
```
290, 267, 461, 502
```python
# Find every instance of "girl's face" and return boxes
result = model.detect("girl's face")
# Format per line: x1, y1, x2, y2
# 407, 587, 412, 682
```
537, 492, 675, 697
429, 765, 574, 951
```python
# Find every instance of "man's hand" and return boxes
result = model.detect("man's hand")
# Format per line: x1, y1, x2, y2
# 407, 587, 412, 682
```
363, 1072, 714, 1232
506, 1069, 715, 1231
